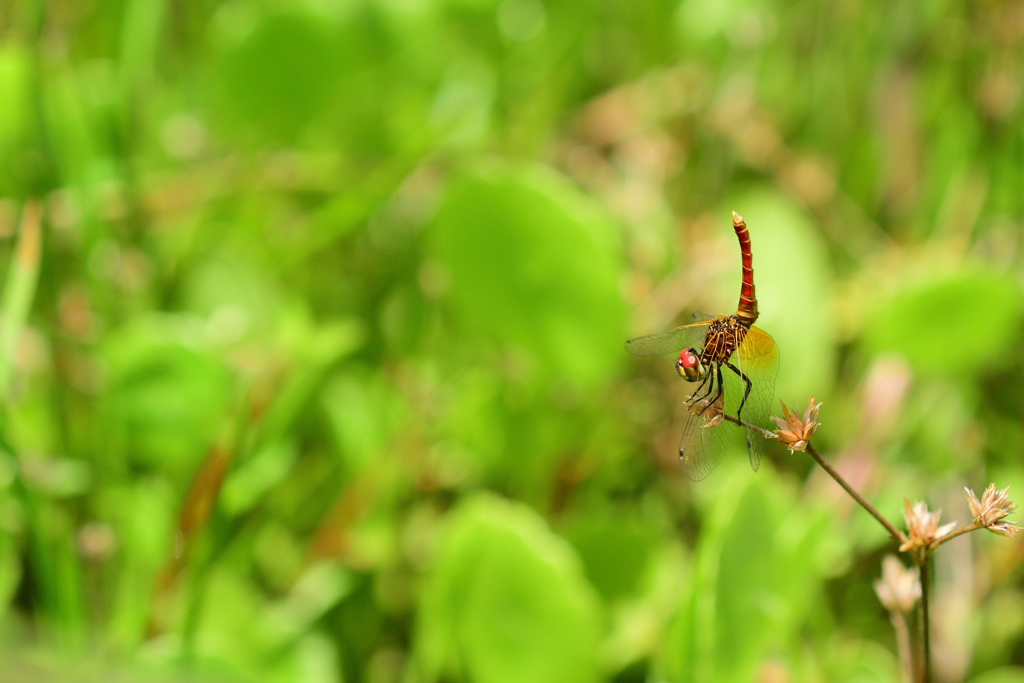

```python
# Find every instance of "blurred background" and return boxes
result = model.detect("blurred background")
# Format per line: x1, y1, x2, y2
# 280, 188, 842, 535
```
0, 0, 1022, 681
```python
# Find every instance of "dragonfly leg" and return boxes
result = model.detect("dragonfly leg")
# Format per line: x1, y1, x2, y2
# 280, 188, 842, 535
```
689, 367, 716, 409
696, 364, 724, 417
725, 361, 754, 450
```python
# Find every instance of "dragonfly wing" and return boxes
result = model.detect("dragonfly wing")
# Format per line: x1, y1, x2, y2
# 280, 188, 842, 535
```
726, 325, 780, 472
678, 369, 731, 481
624, 315, 717, 357
689, 312, 718, 325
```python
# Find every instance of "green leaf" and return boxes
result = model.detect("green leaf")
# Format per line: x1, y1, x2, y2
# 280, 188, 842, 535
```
659, 463, 835, 682
866, 269, 1023, 376
417, 494, 602, 683
209, 5, 344, 142
261, 561, 355, 649
181, 250, 286, 340
0, 530, 22, 616
99, 315, 234, 476
323, 371, 404, 473
564, 515, 656, 602
822, 639, 903, 683
970, 668, 1024, 683
258, 315, 365, 443
0, 44, 30, 191
220, 440, 298, 517
102, 479, 176, 647
119, 0, 168, 90
0, 202, 42, 397
430, 164, 626, 387
709, 477, 785, 679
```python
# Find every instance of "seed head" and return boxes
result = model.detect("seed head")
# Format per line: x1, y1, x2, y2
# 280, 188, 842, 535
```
965, 484, 1019, 538
873, 555, 921, 614
899, 499, 957, 554
770, 396, 821, 452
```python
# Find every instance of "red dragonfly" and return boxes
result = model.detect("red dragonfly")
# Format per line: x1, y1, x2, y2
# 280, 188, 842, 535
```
626, 212, 779, 480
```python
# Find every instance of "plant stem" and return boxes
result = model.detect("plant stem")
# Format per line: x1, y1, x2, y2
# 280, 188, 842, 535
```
723, 413, 907, 543
931, 524, 979, 550
806, 443, 906, 543
920, 558, 932, 683
890, 610, 913, 683
722, 413, 774, 439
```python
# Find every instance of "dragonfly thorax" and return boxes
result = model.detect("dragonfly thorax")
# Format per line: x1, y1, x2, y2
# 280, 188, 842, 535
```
700, 315, 750, 365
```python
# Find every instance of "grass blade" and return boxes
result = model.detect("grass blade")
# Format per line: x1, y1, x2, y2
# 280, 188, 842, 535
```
0, 200, 42, 397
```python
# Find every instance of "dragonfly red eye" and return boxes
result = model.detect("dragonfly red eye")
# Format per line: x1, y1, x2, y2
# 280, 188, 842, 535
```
676, 348, 704, 382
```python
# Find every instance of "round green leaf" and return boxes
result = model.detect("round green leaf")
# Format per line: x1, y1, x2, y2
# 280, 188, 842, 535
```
430, 164, 626, 387
866, 269, 1023, 376
564, 516, 655, 602
417, 494, 602, 683
100, 315, 233, 477
210, 6, 344, 141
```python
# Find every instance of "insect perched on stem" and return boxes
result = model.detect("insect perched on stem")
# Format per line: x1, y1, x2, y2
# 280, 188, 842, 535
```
625, 212, 779, 480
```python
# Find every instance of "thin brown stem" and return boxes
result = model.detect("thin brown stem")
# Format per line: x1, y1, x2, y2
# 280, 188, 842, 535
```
806, 443, 907, 543
723, 413, 906, 542
920, 559, 932, 683
722, 413, 774, 439
930, 524, 980, 550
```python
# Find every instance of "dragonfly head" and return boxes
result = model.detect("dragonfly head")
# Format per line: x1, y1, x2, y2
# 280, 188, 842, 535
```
676, 348, 707, 382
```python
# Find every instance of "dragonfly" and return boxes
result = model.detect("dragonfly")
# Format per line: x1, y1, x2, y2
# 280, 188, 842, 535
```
625, 212, 779, 481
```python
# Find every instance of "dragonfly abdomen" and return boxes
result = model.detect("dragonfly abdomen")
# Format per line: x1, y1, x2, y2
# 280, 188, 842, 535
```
732, 212, 759, 327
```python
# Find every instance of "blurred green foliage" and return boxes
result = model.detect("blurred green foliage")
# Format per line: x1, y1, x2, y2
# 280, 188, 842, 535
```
0, 0, 1022, 681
